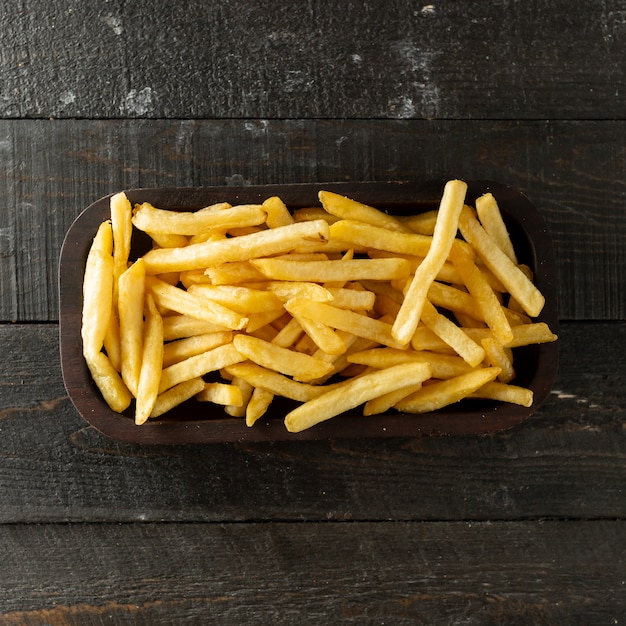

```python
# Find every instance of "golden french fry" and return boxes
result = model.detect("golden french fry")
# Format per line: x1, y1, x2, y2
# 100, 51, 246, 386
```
251, 257, 412, 283
197, 381, 244, 406
233, 333, 335, 382
85, 351, 132, 413
188, 284, 282, 314
420, 299, 485, 368
319, 190, 413, 233
329, 219, 433, 257
263, 196, 294, 228
392, 179, 468, 345
133, 202, 267, 235
326, 287, 376, 311
162, 314, 229, 341
395, 367, 501, 413
470, 381, 533, 407
464, 323, 558, 348
246, 387, 274, 426
458, 205, 544, 317
135, 294, 164, 425
150, 377, 206, 418
118, 258, 146, 396
142, 219, 330, 274
224, 362, 328, 402
449, 242, 513, 345
284, 362, 432, 433
82, 222, 115, 359
111, 192, 132, 282
266, 281, 333, 303
347, 347, 473, 379
475, 193, 518, 264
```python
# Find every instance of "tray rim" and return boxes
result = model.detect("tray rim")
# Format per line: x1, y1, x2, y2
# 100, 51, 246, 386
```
59, 180, 559, 444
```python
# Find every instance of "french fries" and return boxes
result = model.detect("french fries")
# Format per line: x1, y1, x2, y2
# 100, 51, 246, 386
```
81, 182, 557, 431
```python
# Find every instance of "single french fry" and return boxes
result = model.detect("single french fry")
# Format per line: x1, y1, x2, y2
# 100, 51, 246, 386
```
464, 322, 558, 348
82, 222, 115, 359
224, 362, 328, 403
470, 381, 533, 407
118, 258, 146, 395
197, 381, 244, 406
266, 281, 333, 303
233, 333, 335, 382
394, 367, 501, 413
284, 362, 432, 433
327, 287, 376, 311
150, 377, 206, 418
85, 351, 132, 413
251, 257, 412, 283
319, 190, 413, 233
392, 179, 468, 345
111, 192, 132, 280
133, 202, 267, 235
329, 219, 434, 257
246, 387, 274, 426
135, 295, 164, 425
475, 193, 518, 264
449, 242, 513, 345
142, 219, 330, 274
420, 299, 485, 368
458, 205, 544, 317
188, 284, 282, 314
162, 314, 229, 341
347, 347, 473, 379
263, 195, 294, 228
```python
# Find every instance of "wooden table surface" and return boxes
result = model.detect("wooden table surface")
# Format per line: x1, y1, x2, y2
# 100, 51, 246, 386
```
1, 1, 625, 624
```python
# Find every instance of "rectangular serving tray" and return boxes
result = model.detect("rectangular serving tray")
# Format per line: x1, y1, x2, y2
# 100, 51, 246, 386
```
59, 180, 559, 444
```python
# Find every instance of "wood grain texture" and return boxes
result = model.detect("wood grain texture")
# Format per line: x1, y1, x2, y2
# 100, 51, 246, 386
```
1, 0, 625, 120
0, 119, 624, 322
0, 521, 624, 624
0, 322, 623, 524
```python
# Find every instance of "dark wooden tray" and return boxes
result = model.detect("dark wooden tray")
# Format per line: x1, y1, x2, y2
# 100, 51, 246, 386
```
59, 181, 559, 444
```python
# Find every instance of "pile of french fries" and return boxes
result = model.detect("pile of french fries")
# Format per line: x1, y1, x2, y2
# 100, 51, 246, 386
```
81, 180, 557, 433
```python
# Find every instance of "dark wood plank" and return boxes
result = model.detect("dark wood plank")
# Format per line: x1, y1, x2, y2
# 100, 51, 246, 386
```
0, 119, 624, 321
0, 322, 623, 524
1, 1, 624, 120
0, 520, 623, 624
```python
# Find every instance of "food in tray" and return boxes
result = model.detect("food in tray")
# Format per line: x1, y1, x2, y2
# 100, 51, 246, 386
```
80, 180, 557, 432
